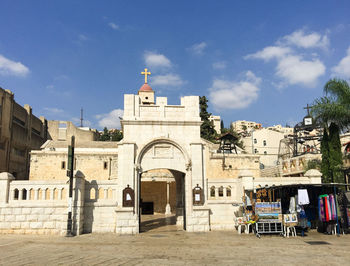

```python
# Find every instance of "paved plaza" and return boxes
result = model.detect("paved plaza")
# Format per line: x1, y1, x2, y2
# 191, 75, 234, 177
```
0, 215, 349, 265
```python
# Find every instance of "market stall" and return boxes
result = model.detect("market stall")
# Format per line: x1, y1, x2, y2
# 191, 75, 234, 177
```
243, 184, 350, 237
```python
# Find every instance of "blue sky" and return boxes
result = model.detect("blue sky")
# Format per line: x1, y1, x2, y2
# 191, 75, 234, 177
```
1, 0, 350, 130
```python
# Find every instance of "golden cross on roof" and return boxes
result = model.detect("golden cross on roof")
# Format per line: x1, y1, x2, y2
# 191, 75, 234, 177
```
141, 68, 151, 84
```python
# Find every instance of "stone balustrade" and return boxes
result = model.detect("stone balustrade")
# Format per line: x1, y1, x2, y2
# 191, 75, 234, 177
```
84, 180, 118, 202
9, 181, 68, 202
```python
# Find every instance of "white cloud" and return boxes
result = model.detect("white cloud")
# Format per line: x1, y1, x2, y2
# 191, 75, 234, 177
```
151, 74, 184, 87
78, 34, 88, 41
332, 46, 350, 78
188, 42, 207, 55
276, 55, 325, 87
43, 107, 64, 114
209, 71, 261, 110
108, 22, 120, 30
144, 51, 172, 69
95, 109, 123, 129
212, 61, 227, 70
245, 46, 292, 61
245, 29, 327, 88
281, 29, 329, 50
0, 54, 29, 77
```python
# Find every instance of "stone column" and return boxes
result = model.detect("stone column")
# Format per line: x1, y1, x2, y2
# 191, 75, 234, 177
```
0, 172, 14, 204
73, 170, 85, 236
165, 182, 171, 215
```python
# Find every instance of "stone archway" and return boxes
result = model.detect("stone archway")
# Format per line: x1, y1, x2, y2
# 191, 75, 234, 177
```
135, 138, 190, 232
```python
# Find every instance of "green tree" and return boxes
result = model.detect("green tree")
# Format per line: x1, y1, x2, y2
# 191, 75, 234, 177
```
111, 129, 123, 141
305, 159, 322, 172
99, 127, 111, 141
320, 128, 331, 182
328, 123, 343, 183
199, 96, 216, 142
312, 79, 350, 182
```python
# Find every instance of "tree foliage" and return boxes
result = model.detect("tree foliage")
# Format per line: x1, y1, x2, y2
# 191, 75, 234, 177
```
199, 96, 217, 142
312, 78, 349, 183
320, 128, 331, 183
99, 127, 123, 142
220, 122, 244, 150
328, 123, 343, 183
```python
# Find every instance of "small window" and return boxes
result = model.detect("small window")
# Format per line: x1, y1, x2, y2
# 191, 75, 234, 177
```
254, 149, 258, 154
218, 186, 224, 197
145, 96, 148, 100
254, 138, 257, 144
14, 189, 19, 200
263, 140, 266, 146
264, 151, 267, 155
61, 161, 66, 169
226, 187, 231, 197
103, 161, 108, 170
210, 186, 215, 197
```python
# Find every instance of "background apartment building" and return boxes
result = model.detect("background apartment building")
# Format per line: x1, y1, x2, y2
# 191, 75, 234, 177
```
0, 88, 48, 179
231, 120, 262, 134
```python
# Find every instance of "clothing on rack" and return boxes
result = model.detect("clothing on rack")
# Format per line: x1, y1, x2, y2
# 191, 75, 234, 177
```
298, 189, 310, 205
289, 197, 296, 214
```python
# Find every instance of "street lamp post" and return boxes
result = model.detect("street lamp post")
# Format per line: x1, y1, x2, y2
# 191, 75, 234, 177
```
66, 135, 75, 237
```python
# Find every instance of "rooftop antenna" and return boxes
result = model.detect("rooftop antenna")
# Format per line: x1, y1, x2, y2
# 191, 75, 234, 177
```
80, 108, 83, 127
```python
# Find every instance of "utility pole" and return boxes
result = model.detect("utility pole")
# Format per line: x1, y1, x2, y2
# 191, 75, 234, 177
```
66, 135, 75, 237
80, 108, 83, 127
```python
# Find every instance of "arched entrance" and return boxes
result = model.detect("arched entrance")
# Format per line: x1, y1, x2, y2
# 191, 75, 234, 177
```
135, 138, 190, 232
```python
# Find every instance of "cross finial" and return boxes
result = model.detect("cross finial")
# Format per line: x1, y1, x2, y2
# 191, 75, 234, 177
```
141, 68, 151, 84
303, 104, 313, 115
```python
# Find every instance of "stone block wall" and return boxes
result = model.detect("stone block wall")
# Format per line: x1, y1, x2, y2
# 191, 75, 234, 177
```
83, 180, 118, 233
0, 172, 85, 235
186, 207, 210, 232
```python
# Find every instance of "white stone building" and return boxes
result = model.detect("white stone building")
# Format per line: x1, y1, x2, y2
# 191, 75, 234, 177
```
243, 128, 285, 168
0, 70, 322, 235
231, 120, 262, 134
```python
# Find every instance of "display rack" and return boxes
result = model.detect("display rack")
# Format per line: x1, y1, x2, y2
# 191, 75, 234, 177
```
255, 221, 283, 238
254, 202, 283, 238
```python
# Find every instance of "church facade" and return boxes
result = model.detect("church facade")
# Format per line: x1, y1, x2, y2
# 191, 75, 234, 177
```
0, 70, 322, 235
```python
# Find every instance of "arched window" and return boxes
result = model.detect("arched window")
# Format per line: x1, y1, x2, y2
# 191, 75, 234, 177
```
263, 140, 266, 146
14, 189, 19, 200
218, 186, 224, 197
22, 189, 27, 200
254, 139, 257, 144
90, 188, 96, 200
210, 186, 215, 198
98, 188, 104, 199
226, 186, 231, 197
45, 188, 50, 200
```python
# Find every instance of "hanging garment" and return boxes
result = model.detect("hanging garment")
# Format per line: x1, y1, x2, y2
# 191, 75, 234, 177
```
329, 194, 337, 221
324, 196, 330, 222
298, 189, 310, 205
289, 197, 296, 214
319, 196, 325, 222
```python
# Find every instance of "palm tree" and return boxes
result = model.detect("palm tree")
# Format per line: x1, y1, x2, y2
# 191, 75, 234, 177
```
312, 78, 350, 183
312, 78, 350, 131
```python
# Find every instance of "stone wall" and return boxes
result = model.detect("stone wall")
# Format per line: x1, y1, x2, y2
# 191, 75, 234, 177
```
0, 172, 85, 235
206, 153, 260, 179
30, 150, 118, 181
83, 180, 118, 233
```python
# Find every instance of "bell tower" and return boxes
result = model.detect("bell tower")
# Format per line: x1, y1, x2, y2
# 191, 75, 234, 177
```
138, 68, 154, 105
